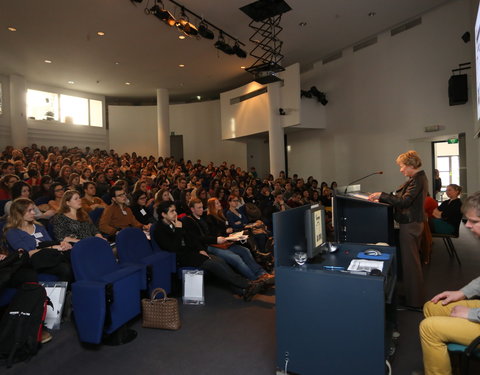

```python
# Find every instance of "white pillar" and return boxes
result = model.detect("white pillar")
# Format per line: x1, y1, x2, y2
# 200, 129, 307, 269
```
9, 74, 28, 148
156, 88, 170, 157
267, 82, 285, 177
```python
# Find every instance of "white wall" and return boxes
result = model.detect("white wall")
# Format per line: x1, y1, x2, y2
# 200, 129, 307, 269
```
109, 105, 158, 156
108, 100, 247, 167
289, 0, 478, 194
170, 100, 247, 168
0, 74, 11, 150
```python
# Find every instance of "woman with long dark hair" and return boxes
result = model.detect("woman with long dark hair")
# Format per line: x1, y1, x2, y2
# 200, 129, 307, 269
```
50, 190, 105, 243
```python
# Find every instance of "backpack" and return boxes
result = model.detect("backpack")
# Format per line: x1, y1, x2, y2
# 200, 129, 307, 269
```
0, 282, 51, 368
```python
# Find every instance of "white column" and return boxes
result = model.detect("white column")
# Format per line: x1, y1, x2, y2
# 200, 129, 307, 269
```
9, 74, 28, 148
267, 82, 285, 177
156, 88, 170, 157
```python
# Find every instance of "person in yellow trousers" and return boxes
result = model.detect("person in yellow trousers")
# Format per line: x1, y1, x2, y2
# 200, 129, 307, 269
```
418, 191, 480, 375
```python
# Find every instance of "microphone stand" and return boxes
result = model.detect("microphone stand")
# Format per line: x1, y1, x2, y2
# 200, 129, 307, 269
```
344, 172, 383, 194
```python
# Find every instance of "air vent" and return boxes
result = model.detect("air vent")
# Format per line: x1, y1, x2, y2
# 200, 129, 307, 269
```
391, 17, 422, 36
230, 87, 268, 105
322, 51, 343, 65
353, 37, 378, 52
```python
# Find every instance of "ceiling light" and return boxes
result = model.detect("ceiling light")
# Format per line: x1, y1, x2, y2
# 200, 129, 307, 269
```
198, 21, 214, 40
196, 96, 201, 100
68, 81, 75, 84
150, 2, 176, 27
179, 64, 185, 68
176, 8, 198, 37
214, 32, 234, 55
97, 31, 105, 36
7, 27, 17, 32
241, 66, 246, 69
125, 82, 131, 85
178, 35, 186, 40
44, 60, 52, 64
114, 62, 120, 65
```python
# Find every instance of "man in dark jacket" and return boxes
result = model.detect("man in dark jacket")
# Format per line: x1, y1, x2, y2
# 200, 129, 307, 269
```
153, 201, 263, 301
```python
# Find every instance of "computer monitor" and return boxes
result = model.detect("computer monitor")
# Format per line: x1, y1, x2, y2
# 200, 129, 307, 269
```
305, 204, 326, 259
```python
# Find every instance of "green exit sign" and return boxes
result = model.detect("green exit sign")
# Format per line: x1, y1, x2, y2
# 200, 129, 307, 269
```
448, 138, 459, 144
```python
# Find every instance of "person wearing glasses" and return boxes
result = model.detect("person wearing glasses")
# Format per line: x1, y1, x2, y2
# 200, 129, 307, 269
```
99, 185, 150, 239
130, 190, 155, 225
47, 182, 65, 212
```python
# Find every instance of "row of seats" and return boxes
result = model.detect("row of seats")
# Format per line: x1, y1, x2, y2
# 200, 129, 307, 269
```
1, 225, 177, 345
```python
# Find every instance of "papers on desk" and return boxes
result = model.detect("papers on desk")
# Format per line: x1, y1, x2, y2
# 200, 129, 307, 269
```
226, 231, 249, 241
347, 259, 384, 272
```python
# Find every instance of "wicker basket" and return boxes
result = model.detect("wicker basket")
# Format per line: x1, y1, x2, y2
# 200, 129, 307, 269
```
141, 288, 181, 330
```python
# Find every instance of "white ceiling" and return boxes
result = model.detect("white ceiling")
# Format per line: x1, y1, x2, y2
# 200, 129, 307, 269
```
0, 0, 454, 102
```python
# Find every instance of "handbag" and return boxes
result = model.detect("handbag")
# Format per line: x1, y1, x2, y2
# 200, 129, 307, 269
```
141, 288, 181, 330
0, 252, 30, 291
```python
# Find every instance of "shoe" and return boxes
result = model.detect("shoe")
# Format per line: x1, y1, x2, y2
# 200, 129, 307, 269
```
243, 281, 264, 302
257, 273, 275, 285
41, 330, 52, 344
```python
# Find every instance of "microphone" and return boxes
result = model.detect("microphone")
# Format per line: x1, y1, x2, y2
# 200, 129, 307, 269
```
344, 171, 383, 194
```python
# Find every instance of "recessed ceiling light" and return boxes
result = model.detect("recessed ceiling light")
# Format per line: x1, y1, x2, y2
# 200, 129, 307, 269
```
179, 64, 185, 68
196, 96, 201, 100
97, 31, 105, 36
114, 62, 120, 65
44, 60, 52, 64
241, 66, 246, 69
68, 81, 75, 84
125, 82, 131, 85
178, 35, 186, 40
368, 12, 376, 17
7, 27, 17, 32
299, 22, 307, 27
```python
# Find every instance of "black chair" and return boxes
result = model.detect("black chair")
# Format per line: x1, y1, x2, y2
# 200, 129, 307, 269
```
432, 220, 461, 265
448, 336, 480, 374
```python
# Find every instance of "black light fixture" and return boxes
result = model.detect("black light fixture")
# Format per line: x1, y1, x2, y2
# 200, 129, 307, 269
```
215, 33, 234, 55
176, 8, 198, 37
461, 31, 470, 43
198, 21, 214, 40
233, 42, 247, 58
137, 0, 246, 58
150, 1, 176, 27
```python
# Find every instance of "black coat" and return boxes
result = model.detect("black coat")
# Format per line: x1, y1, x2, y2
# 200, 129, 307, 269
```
379, 170, 428, 224
152, 220, 208, 268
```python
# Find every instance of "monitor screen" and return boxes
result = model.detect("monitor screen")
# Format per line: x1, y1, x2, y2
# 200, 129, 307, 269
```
305, 204, 326, 259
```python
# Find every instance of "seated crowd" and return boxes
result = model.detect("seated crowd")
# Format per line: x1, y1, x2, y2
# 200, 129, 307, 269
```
0, 144, 336, 309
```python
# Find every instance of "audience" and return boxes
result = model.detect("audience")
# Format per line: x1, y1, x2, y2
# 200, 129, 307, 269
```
430, 184, 463, 235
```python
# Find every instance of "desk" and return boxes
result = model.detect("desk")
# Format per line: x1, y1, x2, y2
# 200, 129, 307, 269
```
275, 243, 396, 375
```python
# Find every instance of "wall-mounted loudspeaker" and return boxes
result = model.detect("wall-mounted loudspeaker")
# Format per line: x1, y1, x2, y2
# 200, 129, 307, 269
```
448, 74, 468, 106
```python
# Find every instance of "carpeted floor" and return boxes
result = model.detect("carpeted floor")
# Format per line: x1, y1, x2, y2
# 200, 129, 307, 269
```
6, 223, 480, 375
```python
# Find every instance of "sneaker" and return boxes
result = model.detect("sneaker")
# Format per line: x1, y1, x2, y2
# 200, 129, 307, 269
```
41, 330, 52, 344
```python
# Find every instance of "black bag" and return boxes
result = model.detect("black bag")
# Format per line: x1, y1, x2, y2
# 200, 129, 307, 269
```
29, 248, 65, 270
0, 282, 51, 368
0, 252, 30, 291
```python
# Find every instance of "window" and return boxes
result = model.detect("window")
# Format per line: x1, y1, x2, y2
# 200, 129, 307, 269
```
26, 89, 104, 127
27, 89, 59, 121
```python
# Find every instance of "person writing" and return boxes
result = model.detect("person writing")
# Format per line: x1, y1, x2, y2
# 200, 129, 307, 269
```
369, 150, 428, 309
418, 192, 480, 375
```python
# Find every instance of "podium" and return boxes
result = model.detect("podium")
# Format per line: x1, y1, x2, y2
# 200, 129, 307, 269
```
333, 192, 394, 245
273, 206, 397, 375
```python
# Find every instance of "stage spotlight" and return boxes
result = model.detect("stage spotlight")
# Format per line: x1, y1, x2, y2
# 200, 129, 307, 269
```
150, 2, 176, 27
215, 33, 234, 55
176, 8, 198, 37
233, 42, 247, 58
198, 21, 215, 40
